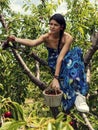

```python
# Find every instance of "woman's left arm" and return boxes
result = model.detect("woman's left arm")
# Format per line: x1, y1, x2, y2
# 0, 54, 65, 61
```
55, 34, 73, 77
51, 34, 73, 90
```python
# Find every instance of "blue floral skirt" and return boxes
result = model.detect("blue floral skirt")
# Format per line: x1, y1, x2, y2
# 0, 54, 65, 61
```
47, 47, 88, 111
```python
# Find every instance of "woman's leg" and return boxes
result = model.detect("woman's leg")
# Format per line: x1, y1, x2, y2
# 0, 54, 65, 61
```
59, 47, 89, 112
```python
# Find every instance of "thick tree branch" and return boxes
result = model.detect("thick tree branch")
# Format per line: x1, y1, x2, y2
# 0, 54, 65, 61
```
84, 32, 98, 67
11, 48, 47, 90
0, 13, 47, 91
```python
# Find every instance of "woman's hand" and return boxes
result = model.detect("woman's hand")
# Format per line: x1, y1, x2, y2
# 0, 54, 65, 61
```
7, 35, 16, 42
50, 78, 60, 90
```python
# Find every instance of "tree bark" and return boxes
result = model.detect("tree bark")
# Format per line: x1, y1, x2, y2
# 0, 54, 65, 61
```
30, 52, 48, 66
0, 14, 8, 30
11, 48, 47, 91
84, 32, 98, 67
35, 60, 40, 79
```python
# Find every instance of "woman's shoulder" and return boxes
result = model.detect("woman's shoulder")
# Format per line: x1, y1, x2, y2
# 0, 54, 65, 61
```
40, 33, 50, 41
64, 32, 73, 39
62, 32, 73, 44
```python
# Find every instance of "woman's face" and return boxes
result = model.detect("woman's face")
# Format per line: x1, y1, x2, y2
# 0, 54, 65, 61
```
49, 19, 61, 34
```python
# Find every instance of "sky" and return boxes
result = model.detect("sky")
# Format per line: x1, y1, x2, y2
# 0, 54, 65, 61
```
9, 0, 97, 15
9, 0, 67, 14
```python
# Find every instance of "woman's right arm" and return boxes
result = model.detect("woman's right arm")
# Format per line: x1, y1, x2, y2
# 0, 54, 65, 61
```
8, 34, 46, 47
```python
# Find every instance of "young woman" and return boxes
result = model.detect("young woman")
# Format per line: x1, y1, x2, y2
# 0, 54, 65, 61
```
8, 13, 89, 113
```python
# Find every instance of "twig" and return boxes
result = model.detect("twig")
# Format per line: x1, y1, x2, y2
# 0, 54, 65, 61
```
82, 113, 94, 130
0, 14, 8, 31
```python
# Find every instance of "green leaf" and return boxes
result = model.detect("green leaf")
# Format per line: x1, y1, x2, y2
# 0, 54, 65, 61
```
0, 121, 26, 130
47, 122, 52, 130
0, 83, 4, 90
62, 122, 74, 130
10, 102, 24, 120
78, 26, 84, 36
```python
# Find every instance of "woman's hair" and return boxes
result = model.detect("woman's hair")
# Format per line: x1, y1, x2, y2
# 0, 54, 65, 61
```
49, 13, 66, 52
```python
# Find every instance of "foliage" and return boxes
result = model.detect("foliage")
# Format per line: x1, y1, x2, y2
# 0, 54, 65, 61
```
0, 96, 24, 120
65, 0, 98, 125
0, 0, 98, 129
65, 0, 98, 48
0, 97, 74, 130
0, 0, 58, 103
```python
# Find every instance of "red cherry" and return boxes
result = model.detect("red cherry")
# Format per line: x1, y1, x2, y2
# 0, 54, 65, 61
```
69, 121, 74, 125
4, 111, 12, 118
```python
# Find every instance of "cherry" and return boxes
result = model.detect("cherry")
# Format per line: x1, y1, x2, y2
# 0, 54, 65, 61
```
4, 111, 12, 118
69, 121, 74, 125
69, 119, 77, 129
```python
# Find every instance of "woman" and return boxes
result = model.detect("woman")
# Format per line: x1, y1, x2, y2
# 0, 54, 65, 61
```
8, 13, 89, 113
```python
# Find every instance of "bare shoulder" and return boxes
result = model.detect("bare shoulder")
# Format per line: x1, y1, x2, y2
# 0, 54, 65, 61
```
40, 33, 49, 41
64, 32, 73, 41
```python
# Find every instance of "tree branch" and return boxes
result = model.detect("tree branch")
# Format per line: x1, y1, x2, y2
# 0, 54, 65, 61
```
11, 48, 47, 90
0, 13, 47, 91
82, 113, 94, 130
84, 32, 98, 67
0, 14, 8, 31
30, 52, 48, 66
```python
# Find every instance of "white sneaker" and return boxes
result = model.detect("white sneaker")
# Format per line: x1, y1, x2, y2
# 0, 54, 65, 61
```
75, 93, 89, 113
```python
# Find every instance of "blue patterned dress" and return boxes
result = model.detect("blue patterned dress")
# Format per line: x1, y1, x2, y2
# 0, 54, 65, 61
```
47, 47, 88, 111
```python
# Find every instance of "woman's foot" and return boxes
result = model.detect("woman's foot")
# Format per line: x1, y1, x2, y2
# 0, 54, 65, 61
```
75, 93, 89, 113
